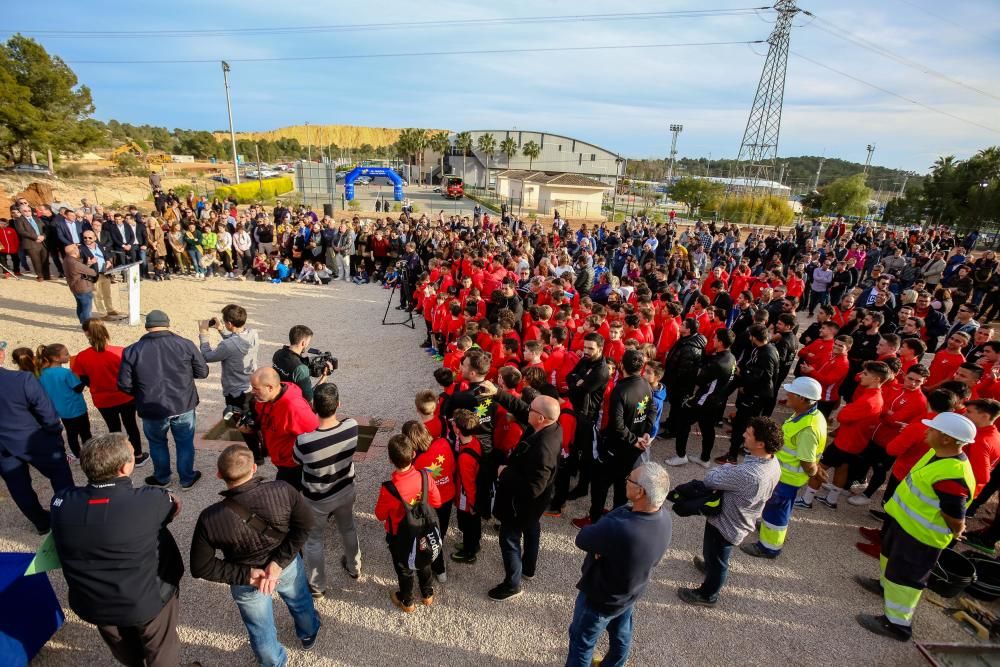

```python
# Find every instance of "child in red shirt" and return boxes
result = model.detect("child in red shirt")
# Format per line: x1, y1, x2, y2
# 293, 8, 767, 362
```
493, 367, 525, 456
451, 409, 484, 563
415, 390, 443, 438
407, 420, 457, 578
926, 331, 969, 390
374, 435, 442, 611
605, 321, 626, 365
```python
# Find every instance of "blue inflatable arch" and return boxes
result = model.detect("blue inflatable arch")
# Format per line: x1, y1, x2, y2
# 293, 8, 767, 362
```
343, 166, 405, 201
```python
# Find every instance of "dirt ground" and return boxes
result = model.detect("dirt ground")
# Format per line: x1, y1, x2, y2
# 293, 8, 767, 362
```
0, 275, 996, 666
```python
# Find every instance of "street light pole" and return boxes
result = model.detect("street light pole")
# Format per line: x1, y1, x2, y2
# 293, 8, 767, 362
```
863, 143, 875, 178
813, 157, 825, 190
221, 61, 240, 185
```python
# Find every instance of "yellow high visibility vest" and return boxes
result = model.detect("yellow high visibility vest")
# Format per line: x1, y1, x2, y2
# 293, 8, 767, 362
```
778, 408, 827, 487
885, 450, 975, 549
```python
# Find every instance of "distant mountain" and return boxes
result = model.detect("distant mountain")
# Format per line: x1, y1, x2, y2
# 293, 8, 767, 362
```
625, 155, 922, 193
213, 124, 450, 149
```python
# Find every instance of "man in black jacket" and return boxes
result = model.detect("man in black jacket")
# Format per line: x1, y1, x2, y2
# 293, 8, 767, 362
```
556, 333, 610, 507
766, 312, 799, 416
51, 433, 185, 667
474, 382, 561, 601
582, 350, 655, 526
190, 444, 320, 665
108, 212, 136, 267
487, 279, 524, 326
119, 310, 209, 490
721, 324, 780, 464
662, 319, 706, 436
668, 329, 737, 467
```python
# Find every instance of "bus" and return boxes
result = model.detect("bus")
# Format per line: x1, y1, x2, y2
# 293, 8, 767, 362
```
444, 176, 464, 199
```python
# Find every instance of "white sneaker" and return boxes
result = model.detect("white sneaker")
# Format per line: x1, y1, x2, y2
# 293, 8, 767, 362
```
822, 482, 836, 491
692, 457, 712, 469
847, 494, 871, 507
665, 455, 689, 467
850, 482, 868, 494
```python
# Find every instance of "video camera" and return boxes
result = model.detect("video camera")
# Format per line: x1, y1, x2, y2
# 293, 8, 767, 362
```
223, 405, 256, 429
306, 348, 338, 377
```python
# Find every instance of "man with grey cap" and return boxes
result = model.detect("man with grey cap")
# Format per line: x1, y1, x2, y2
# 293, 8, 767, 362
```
856, 411, 976, 641
119, 309, 209, 490
742, 376, 828, 559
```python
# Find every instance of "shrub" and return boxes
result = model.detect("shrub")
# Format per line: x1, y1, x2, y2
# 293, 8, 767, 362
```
214, 176, 294, 204
347, 200, 361, 210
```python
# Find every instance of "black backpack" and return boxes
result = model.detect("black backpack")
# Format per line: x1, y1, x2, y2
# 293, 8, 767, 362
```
383, 470, 442, 569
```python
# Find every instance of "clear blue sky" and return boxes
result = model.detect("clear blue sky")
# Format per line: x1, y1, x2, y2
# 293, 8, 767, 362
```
4, 0, 998, 173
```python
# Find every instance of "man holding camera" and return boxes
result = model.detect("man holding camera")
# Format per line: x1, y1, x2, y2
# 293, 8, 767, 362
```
272, 325, 331, 403
395, 242, 422, 311
199, 304, 263, 463
244, 368, 319, 490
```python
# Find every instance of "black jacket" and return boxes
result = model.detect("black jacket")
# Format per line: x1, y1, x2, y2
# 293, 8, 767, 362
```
190, 478, 313, 586
566, 356, 610, 423
663, 334, 706, 395
118, 330, 209, 419
491, 389, 561, 527
774, 330, 798, 370
600, 374, 655, 469
738, 342, 781, 399
51, 477, 183, 627
692, 350, 737, 410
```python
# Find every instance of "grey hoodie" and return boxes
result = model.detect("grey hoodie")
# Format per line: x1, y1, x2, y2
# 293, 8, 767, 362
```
199, 328, 260, 397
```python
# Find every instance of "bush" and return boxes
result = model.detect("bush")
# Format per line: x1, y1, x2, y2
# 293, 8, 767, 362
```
58, 163, 87, 178
347, 200, 361, 210
214, 176, 294, 204
719, 194, 794, 227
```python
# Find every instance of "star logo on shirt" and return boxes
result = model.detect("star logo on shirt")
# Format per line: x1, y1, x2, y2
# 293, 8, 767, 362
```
475, 399, 493, 418
636, 396, 649, 417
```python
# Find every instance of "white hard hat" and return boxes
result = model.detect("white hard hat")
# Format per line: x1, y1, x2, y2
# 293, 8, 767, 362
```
921, 412, 977, 444
782, 376, 822, 402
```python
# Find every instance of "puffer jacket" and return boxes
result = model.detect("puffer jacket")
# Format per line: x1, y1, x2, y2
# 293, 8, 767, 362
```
189, 478, 313, 586
118, 331, 209, 419
663, 333, 706, 395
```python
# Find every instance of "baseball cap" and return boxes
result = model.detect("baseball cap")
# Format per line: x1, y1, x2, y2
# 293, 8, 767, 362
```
921, 412, 977, 444
145, 310, 170, 328
782, 376, 822, 402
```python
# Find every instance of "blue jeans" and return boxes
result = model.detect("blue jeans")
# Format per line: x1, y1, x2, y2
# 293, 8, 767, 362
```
565, 592, 634, 667
187, 248, 204, 275
698, 522, 734, 601
142, 410, 197, 485
230, 556, 319, 667
499, 519, 541, 590
74, 291, 94, 324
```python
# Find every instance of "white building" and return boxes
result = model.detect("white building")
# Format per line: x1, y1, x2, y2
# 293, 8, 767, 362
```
495, 170, 611, 218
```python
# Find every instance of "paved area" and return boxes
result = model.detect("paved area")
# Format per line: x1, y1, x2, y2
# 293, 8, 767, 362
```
0, 277, 995, 666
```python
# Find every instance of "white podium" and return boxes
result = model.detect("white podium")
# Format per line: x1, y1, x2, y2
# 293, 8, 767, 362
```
105, 262, 141, 326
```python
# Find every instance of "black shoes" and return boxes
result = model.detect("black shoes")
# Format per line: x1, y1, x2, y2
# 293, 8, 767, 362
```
677, 587, 717, 607
181, 471, 202, 491
450, 550, 478, 564
301, 623, 321, 650
740, 542, 777, 559
856, 613, 910, 641
488, 583, 523, 601
145, 475, 169, 487
134, 452, 150, 467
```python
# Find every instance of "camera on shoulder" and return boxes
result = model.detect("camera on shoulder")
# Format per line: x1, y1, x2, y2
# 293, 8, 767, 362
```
223, 405, 256, 429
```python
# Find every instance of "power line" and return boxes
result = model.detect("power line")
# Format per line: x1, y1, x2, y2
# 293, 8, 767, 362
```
804, 13, 1000, 103
10, 8, 771, 39
789, 50, 1000, 135
65, 40, 763, 66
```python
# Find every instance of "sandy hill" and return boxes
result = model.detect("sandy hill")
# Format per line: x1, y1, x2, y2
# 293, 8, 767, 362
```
215, 124, 450, 148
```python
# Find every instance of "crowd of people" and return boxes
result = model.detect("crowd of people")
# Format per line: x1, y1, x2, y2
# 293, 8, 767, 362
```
2, 199, 1000, 666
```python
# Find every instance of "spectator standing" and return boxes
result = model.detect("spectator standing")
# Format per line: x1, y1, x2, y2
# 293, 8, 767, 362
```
72, 320, 147, 465
272, 325, 329, 403
50, 434, 185, 667
246, 368, 320, 489
190, 445, 320, 666
199, 304, 262, 461
12, 201, 51, 280
0, 216, 22, 275
36, 343, 92, 460
678, 418, 782, 606
565, 462, 672, 667
721, 324, 780, 464
0, 343, 74, 533
118, 310, 209, 490
808, 259, 834, 316
78, 226, 121, 318
476, 382, 562, 601
558, 333, 610, 507
294, 383, 362, 596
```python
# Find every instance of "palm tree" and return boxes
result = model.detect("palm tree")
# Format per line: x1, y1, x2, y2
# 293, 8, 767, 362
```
477, 133, 497, 190
522, 140, 541, 171
499, 137, 517, 168
429, 132, 451, 186
521, 140, 542, 210
456, 131, 473, 184
412, 129, 428, 186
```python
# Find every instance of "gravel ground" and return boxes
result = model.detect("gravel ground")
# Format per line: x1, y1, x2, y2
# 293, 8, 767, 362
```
0, 275, 996, 666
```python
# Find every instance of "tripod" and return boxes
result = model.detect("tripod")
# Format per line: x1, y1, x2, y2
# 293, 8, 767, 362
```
381, 282, 415, 328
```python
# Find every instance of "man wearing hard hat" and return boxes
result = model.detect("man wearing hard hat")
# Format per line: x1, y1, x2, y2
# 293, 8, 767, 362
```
740, 377, 827, 559
855, 411, 976, 641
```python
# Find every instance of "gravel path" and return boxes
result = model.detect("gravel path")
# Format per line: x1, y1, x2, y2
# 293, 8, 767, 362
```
0, 276, 995, 666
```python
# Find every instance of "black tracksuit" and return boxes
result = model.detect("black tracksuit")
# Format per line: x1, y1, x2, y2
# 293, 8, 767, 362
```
558, 356, 610, 501
590, 374, 654, 521
674, 350, 736, 461
663, 333, 706, 433
727, 342, 780, 458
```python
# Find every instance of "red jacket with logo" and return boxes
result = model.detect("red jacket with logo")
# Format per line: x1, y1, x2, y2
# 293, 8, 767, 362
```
833, 386, 883, 454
